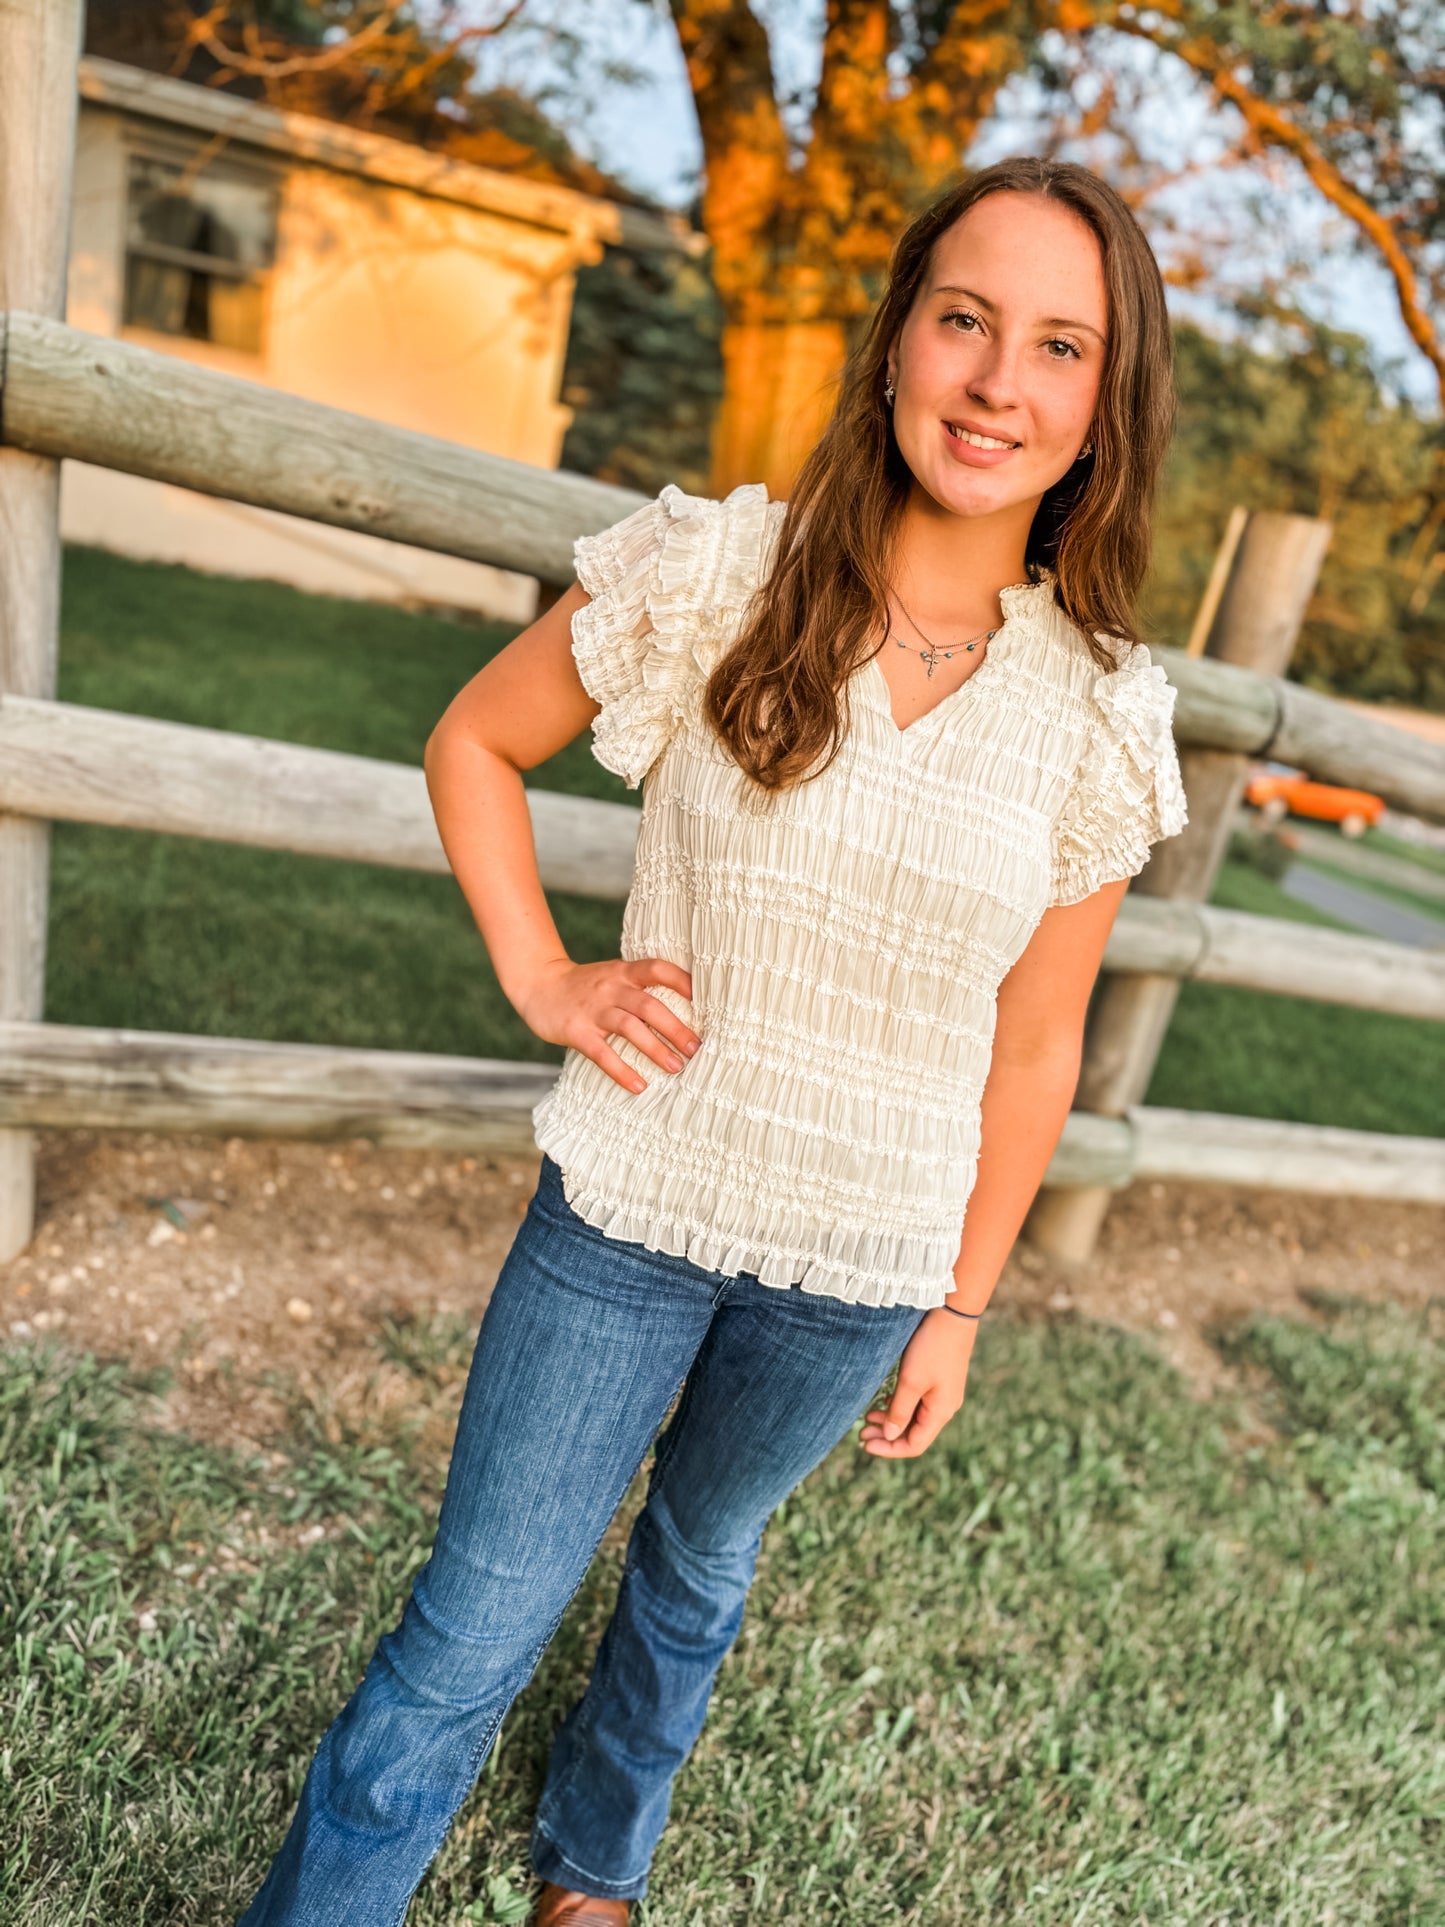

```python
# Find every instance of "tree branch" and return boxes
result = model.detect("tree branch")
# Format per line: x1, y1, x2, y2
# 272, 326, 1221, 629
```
668, 0, 791, 305
1093, 0, 1444, 405
184, 1, 528, 89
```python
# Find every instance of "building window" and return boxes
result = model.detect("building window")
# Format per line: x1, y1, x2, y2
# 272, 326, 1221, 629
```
123, 149, 278, 354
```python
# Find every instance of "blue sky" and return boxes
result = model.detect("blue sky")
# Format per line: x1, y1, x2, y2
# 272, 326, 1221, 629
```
469, 0, 1440, 417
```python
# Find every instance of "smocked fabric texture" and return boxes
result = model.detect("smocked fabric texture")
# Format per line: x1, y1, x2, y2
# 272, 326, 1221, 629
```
531, 481, 1189, 1309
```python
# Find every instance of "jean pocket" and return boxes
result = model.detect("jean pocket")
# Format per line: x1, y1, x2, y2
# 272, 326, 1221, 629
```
528, 1159, 721, 1296
531, 1153, 593, 1228
528, 1157, 624, 1255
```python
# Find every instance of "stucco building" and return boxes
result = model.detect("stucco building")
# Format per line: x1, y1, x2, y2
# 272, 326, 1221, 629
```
64, 57, 696, 620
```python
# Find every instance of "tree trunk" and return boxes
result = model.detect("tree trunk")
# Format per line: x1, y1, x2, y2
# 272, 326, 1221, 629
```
711, 313, 850, 500
670, 0, 1029, 502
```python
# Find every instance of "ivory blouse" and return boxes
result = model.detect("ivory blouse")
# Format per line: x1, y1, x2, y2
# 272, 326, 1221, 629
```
530, 481, 1189, 1310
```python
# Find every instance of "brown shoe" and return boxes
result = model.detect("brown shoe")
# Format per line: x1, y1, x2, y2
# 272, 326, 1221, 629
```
531, 1880, 631, 1926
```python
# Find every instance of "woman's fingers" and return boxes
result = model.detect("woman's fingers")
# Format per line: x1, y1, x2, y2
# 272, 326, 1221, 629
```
584, 1038, 649, 1095
859, 1383, 954, 1458
616, 987, 701, 1063
539, 955, 701, 1094
606, 1007, 687, 1075
625, 961, 701, 1057
861, 1378, 922, 1444
634, 957, 694, 1004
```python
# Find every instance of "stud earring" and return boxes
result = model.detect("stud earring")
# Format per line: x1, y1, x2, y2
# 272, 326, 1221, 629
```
884, 379, 896, 407
1079, 437, 1094, 458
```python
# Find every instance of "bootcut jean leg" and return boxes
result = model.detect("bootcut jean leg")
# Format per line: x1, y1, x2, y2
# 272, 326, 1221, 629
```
529, 1278, 927, 1901
235, 1156, 719, 1927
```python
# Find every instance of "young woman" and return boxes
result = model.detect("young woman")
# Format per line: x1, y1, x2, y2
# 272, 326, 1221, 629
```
237, 155, 1187, 1926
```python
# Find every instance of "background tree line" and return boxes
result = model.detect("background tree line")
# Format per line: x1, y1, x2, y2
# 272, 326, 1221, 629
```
85, 0, 1445, 710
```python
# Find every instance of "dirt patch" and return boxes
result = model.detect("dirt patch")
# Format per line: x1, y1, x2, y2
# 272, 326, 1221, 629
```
3, 1128, 1439, 1447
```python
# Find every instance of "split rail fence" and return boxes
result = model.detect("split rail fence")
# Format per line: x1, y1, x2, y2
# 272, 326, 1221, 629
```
1, 310, 1442, 1261
1, 0, 1442, 1261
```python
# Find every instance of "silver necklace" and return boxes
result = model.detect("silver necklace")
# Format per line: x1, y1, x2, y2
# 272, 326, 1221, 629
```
889, 591, 997, 679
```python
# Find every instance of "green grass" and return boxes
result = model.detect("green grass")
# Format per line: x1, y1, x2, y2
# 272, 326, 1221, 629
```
3, 1293, 1440, 1925
1147, 862, 1445, 1137
52, 545, 1444, 1133
1362, 824, 1445, 882
53, 546, 625, 1063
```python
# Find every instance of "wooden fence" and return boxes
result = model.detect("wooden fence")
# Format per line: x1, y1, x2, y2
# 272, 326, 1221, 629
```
2, 311, 1441, 1250
1, 0, 1441, 1261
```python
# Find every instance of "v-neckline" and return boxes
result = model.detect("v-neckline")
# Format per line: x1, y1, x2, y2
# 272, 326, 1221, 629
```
864, 653, 989, 737
860, 569, 1058, 740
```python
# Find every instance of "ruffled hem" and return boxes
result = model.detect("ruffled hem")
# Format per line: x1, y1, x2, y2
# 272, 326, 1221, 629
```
1049, 640, 1189, 906
570, 481, 779, 791
531, 1086, 956, 1311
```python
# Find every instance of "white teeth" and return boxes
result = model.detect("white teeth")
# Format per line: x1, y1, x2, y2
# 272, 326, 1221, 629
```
947, 424, 1018, 450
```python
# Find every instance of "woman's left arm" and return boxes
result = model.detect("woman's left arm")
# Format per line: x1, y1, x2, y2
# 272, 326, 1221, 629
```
860, 875, 1131, 1460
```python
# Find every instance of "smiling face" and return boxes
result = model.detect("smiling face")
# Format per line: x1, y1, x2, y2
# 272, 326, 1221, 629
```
885, 190, 1108, 530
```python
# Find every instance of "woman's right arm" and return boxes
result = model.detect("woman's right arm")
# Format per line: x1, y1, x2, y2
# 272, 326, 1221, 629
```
423, 582, 700, 1095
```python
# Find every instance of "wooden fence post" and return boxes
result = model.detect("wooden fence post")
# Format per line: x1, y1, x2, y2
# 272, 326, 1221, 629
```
0, 0, 84, 1261
1023, 509, 1335, 1266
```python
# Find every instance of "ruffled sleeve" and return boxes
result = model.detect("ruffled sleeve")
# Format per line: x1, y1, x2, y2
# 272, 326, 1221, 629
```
570, 480, 775, 790
1047, 640, 1189, 907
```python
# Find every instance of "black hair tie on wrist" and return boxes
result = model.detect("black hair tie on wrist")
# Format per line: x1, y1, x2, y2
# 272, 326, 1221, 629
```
940, 1302, 982, 1320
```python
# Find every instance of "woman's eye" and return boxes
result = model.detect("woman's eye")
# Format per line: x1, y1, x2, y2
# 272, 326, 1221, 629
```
942, 309, 1082, 360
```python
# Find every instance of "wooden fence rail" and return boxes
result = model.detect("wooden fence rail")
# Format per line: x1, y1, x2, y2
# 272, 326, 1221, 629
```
4, 310, 1442, 821
1, 0, 1439, 1277
2, 692, 1441, 1021
4, 1021, 1441, 1205
1163, 646, 1445, 823
0, 311, 640, 586
1286, 819, 1445, 904
0, 693, 641, 900
1, 292, 1442, 1256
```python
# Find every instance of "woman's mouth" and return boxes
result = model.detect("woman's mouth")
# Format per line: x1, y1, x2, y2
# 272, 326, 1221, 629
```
942, 420, 1022, 465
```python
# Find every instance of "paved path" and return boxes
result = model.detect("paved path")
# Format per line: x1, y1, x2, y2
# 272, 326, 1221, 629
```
1289, 823, 1445, 903
1283, 864, 1445, 948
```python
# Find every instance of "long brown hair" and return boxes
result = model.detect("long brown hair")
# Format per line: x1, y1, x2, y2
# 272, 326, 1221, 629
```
703, 157, 1177, 791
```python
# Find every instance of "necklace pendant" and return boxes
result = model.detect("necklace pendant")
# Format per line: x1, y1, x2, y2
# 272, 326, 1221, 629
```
921, 643, 940, 678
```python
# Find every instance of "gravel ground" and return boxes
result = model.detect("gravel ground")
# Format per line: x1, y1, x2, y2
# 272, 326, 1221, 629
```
3, 1128, 1439, 1450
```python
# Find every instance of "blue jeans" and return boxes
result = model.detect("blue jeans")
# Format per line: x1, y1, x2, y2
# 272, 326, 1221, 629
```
237, 1153, 925, 1924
